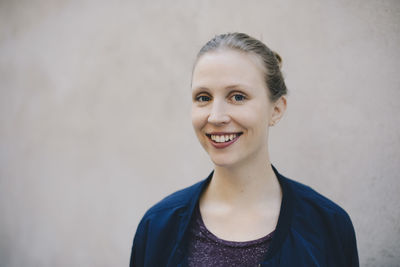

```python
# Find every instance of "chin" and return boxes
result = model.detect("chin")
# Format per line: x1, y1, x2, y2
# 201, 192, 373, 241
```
209, 154, 240, 168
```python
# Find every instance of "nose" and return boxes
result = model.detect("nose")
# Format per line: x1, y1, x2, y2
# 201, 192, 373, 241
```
208, 100, 230, 125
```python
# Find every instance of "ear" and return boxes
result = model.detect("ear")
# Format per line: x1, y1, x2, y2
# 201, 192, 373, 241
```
269, 96, 287, 126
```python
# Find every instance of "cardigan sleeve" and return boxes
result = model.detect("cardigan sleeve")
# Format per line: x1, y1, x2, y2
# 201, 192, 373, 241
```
130, 216, 148, 267
129, 238, 138, 267
341, 212, 359, 267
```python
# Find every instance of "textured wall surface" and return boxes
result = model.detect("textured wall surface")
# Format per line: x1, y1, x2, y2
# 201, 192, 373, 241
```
1, 0, 399, 266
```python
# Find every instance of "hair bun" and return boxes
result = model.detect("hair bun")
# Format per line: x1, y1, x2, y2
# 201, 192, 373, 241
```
272, 51, 282, 69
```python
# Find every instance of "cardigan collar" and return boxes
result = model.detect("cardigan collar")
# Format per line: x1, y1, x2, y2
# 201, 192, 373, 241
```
170, 163, 295, 266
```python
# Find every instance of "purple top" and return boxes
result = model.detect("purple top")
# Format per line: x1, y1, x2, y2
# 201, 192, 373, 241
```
186, 202, 275, 266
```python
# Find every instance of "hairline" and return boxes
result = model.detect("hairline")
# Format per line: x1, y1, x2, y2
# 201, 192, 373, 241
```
191, 47, 273, 100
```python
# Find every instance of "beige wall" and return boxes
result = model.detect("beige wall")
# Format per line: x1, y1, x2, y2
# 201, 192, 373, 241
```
1, 0, 399, 266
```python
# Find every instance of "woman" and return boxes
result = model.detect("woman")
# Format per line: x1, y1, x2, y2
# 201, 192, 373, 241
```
130, 33, 359, 267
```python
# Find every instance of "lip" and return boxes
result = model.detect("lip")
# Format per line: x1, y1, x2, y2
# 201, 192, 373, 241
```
205, 132, 243, 149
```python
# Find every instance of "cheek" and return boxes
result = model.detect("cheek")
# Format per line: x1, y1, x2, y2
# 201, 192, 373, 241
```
234, 105, 269, 129
191, 107, 207, 132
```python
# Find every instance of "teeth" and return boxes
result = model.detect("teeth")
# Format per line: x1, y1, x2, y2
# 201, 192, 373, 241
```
210, 133, 239, 143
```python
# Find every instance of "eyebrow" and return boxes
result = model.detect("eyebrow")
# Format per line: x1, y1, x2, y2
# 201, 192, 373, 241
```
191, 87, 209, 94
192, 84, 250, 93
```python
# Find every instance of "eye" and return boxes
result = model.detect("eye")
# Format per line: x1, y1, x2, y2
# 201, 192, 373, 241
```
230, 93, 246, 102
195, 95, 211, 102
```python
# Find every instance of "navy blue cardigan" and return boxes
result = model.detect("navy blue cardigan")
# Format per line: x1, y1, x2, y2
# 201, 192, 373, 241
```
130, 165, 359, 266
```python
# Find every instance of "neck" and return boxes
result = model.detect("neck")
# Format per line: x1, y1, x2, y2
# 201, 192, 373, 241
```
203, 151, 282, 209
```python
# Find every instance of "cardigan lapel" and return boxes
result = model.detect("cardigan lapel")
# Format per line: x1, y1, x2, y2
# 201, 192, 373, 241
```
167, 170, 214, 266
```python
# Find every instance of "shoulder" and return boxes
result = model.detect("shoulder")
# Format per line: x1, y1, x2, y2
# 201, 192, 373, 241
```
132, 178, 206, 246
281, 174, 356, 240
131, 178, 208, 266
283, 175, 359, 264
140, 177, 207, 220
284, 175, 351, 218
275, 172, 359, 266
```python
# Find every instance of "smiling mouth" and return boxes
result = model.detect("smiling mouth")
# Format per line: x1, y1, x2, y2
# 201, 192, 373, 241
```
205, 132, 243, 143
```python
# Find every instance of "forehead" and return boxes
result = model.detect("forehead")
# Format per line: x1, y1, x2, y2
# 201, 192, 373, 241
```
191, 49, 266, 90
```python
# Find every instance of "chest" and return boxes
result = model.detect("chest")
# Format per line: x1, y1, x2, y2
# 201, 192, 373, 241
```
199, 205, 280, 241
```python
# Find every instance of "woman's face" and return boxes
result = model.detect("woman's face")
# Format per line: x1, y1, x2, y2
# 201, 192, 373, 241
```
191, 49, 276, 167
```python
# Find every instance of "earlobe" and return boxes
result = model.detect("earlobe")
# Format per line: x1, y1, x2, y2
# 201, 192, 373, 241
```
270, 96, 287, 126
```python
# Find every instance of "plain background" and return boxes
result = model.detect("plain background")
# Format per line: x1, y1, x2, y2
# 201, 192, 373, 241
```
1, 0, 399, 266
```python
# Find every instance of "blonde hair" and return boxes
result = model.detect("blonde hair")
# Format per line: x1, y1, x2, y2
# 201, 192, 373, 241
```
194, 32, 287, 102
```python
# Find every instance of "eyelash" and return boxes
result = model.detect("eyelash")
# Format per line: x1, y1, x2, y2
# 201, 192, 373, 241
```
195, 93, 247, 103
